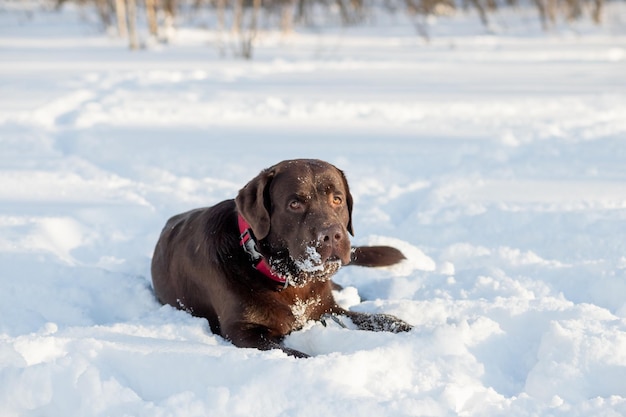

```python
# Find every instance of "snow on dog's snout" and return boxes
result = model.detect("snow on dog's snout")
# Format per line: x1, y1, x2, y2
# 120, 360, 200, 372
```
294, 245, 325, 272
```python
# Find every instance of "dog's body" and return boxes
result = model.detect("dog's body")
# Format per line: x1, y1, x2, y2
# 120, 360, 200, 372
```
151, 159, 412, 357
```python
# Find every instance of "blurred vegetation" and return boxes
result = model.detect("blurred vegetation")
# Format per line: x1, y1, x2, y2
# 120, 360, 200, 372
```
48, 0, 608, 56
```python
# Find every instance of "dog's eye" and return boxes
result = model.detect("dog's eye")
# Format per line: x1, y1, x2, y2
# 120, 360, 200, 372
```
332, 196, 343, 206
289, 200, 303, 211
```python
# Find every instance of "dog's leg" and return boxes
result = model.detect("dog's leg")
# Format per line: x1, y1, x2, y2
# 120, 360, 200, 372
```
224, 324, 310, 358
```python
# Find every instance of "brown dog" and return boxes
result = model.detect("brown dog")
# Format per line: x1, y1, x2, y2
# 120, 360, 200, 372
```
151, 159, 412, 357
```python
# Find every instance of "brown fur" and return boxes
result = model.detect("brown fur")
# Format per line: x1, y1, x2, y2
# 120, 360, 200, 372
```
151, 159, 411, 357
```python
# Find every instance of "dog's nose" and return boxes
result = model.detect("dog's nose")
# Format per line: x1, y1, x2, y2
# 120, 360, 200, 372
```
317, 224, 350, 264
320, 224, 343, 244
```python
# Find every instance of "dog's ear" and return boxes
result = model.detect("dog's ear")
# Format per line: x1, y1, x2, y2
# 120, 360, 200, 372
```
337, 168, 354, 236
235, 168, 275, 240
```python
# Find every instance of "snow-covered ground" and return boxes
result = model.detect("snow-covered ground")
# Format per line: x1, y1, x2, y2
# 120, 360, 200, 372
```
1, 2, 626, 416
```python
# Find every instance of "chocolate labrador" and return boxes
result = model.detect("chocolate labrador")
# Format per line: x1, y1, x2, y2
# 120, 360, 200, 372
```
151, 159, 412, 357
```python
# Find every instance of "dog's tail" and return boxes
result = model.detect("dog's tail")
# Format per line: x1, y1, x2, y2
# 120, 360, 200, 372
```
349, 246, 406, 268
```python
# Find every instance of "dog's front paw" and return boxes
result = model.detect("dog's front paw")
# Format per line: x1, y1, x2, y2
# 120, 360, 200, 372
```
348, 312, 413, 333
386, 316, 413, 333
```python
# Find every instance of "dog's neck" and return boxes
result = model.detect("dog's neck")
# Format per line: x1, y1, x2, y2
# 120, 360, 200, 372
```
237, 213, 288, 287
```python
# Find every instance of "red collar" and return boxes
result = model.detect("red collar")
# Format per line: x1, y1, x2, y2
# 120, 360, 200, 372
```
237, 214, 288, 287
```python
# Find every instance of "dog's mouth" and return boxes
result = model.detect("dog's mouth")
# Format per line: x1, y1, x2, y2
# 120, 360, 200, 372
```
268, 246, 343, 287
293, 246, 326, 272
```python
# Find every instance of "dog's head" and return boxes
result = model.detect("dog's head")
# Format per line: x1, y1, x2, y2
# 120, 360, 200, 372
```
236, 159, 354, 286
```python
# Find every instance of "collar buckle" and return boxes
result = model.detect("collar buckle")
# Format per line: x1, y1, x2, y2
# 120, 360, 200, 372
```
240, 229, 263, 262
237, 213, 288, 287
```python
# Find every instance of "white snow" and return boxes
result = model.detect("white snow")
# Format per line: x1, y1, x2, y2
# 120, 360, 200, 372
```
294, 245, 324, 272
1, 2, 626, 416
